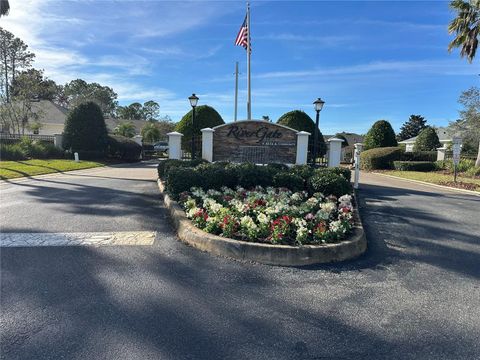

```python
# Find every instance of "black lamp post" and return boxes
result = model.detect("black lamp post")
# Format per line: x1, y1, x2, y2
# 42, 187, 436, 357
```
312, 98, 325, 166
188, 93, 199, 160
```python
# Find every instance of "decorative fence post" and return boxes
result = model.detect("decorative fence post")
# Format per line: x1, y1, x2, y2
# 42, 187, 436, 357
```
353, 143, 363, 189
167, 132, 183, 160
436, 145, 447, 161
296, 131, 310, 165
201, 128, 215, 162
327, 137, 344, 167
53, 134, 63, 150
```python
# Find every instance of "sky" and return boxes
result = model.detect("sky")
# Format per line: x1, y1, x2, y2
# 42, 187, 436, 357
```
1, 0, 478, 134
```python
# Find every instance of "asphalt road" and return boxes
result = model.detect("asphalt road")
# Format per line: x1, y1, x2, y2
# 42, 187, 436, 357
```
1, 164, 479, 360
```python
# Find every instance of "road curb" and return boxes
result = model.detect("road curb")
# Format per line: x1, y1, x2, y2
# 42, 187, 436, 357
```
372, 172, 480, 197
158, 179, 367, 266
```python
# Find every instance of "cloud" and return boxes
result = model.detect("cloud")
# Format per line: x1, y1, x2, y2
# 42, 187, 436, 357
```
257, 33, 357, 46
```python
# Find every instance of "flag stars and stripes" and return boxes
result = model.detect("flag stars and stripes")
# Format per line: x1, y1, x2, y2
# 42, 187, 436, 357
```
235, 16, 250, 51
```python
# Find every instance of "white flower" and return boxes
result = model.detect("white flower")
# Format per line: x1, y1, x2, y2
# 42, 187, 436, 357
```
315, 209, 330, 220
320, 202, 336, 213
207, 189, 222, 196
329, 220, 345, 233
257, 213, 270, 224
291, 192, 303, 202
191, 187, 205, 198
305, 197, 319, 207
339, 194, 352, 203
240, 216, 257, 229
186, 207, 200, 218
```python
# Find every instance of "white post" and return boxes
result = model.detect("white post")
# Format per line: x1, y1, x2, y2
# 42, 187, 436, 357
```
436, 145, 447, 161
201, 128, 215, 162
167, 132, 183, 160
327, 138, 344, 167
74, 152, 79, 162
354, 143, 363, 189
296, 131, 310, 165
53, 134, 63, 149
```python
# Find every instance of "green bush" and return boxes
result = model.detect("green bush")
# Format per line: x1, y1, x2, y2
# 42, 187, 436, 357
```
315, 167, 352, 182
63, 101, 108, 153
0, 143, 27, 160
277, 110, 327, 157
272, 172, 304, 192
157, 159, 207, 179
457, 159, 476, 172
465, 166, 480, 177
364, 120, 398, 150
435, 159, 476, 173
165, 167, 206, 198
308, 172, 352, 198
393, 161, 436, 172
175, 105, 224, 149
414, 127, 441, 151
360, 147, 402, 170
195, 163, 238, 189
107, 135, 142, 162
401, 151, 437, 162
235, 163, 274, 188
265, 163, 289, 173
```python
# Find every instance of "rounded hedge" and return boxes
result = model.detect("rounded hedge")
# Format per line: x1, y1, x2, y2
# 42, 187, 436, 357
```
360, 147, 402, 170
63, 101, 108, 153
364, 120, 398, 150
175, 105, 224, 141
107, 135, 142, 162
414, 127, 441, 151
277, 110, 326, 156
308, 172, 352, 198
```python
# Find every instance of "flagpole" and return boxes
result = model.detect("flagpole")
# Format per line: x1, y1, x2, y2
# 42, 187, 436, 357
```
234, 61, 239, 121
246, 2, 251, 120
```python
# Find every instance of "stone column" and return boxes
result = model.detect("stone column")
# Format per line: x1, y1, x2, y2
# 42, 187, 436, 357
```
327, 137, 344, 168
296, 131, 310, 165
437, 146, 447, 161
53, 134, 63, 149
201, 128, 215, 162
167, 132, 183, 160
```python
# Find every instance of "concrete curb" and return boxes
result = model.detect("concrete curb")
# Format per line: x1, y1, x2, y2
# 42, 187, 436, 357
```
158, 179, 367, 266
372, 172, 480, 197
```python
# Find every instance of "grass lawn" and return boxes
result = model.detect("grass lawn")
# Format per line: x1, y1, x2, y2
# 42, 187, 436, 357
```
379, 170, 480, 192
0, 159, 105, 180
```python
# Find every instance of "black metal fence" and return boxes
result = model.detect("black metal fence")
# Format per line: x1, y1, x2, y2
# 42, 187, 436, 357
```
0, 133, 55, 144
444, 151, 477, 162
307, 143, 328, 167
181, 137, 202, 160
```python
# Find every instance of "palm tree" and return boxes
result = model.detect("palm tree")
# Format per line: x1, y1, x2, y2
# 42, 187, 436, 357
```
0, 0, 10, 17
114, 121, 136, 138
141, 122, 161, 144
448, 0, 480, 63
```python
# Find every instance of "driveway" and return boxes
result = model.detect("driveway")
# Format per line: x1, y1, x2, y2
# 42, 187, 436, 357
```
1, 165, 479, 360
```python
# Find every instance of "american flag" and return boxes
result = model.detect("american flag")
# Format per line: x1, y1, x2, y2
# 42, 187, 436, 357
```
235, 16, 249, 50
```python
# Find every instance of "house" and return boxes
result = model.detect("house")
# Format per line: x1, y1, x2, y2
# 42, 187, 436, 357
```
324, 132, 364, 163
398, 127, 451, 152
1, 100, 148, 136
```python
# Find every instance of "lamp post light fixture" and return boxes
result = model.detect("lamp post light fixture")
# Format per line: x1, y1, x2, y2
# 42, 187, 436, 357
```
188, 93, 199, 160
312, 98, 325, 166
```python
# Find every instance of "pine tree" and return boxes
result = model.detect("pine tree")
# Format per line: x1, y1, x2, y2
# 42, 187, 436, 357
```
397, 115, 427, 141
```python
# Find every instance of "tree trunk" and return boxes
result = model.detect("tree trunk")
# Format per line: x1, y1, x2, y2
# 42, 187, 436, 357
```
476, 141, 480, 167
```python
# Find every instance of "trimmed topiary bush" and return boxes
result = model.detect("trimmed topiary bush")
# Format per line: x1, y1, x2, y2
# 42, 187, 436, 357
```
364, 120, 398, 150
175, 105, 224, 148
393, 161, 436, 172
315, 167, 352, 182
414, 127, 441, 151
360, 147, 402, 170
63, 101, 108, 154
308, 172, 352, 198
107, 135, 142, 162
272, 172, 304, 192
277, 110, 327, 157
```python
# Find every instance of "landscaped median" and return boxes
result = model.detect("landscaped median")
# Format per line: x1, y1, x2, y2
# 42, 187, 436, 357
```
0, 159, 105, 180
157, 160, 366, 266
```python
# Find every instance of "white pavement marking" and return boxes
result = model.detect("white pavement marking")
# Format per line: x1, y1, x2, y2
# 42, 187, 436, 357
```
0, 231, 156, 247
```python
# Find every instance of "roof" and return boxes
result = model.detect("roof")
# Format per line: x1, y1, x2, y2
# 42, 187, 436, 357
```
323, 132, 364, 146
398, 127, 452, 144
23, 99, 69, 125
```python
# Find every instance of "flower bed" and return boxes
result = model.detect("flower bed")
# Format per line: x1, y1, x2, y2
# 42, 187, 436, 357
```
179, 186, 354, 246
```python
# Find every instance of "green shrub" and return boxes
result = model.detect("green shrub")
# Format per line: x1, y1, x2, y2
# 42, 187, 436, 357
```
195, 163, 238, 189
175, 105, 224, 149
289, 165, 314, 181
157, 158, 207, 179
465, 166, 480, 177
414, 127, 441, 151
235, 163, 273, 188
272, 172, 304, 192
401, 151, 437, 162
277, 110, 327, 157
308, 172, 352, 197
0, 143, 27, 160
63, 101, 108, 153
360, 147, 402, 170
265, 163, 289, 173
457, 159, 476, 172
315, 167, 352, 182
435, 159, 476, 173
393, 161, 437, 172
107, 135, 141, 162
364, 120, 397, 150
165, 167, 206, 198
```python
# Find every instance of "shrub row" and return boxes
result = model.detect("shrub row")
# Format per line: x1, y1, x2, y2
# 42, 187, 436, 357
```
107, 135, 142, 162
0, 138, 64, 161
393, 161, 437, 172
360, 147, 403, 170
159, 160, 352, 199
401, 151, 437, 162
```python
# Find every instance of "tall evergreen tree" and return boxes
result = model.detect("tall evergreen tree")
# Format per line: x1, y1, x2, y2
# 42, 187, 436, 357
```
364, 120, 398, 150
397, 115, 427, 141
